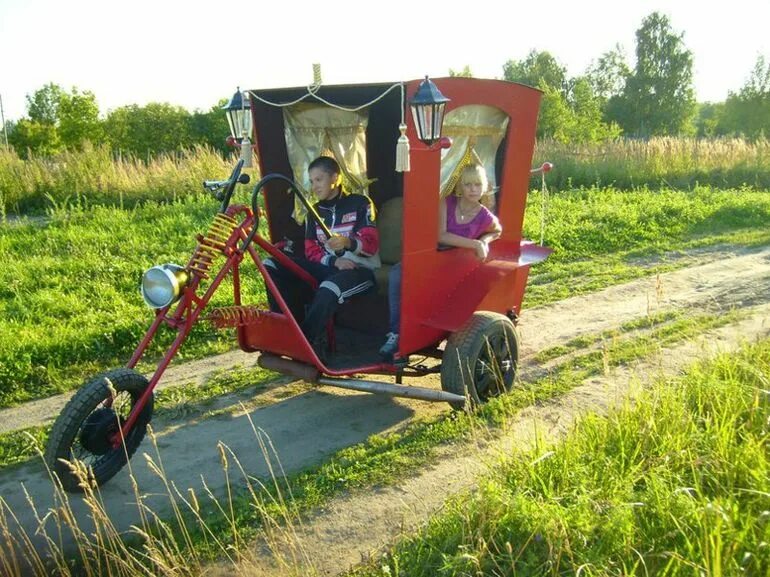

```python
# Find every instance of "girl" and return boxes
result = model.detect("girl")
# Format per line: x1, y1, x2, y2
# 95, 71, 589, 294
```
380, 163, 501, 360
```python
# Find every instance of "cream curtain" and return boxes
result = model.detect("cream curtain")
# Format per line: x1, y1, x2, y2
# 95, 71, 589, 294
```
283, 103, 370, 222
440, 105, 510, 198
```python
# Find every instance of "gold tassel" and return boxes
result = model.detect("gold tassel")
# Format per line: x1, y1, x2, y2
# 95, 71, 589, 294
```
395, 123, 410, 172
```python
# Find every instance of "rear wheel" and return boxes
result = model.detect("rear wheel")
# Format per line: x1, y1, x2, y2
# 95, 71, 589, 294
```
45, 368, 153, 493
440, 312, 519, 410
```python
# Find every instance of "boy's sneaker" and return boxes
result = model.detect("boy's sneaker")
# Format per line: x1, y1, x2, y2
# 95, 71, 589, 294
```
310, 332, 329, 364
378, 332, 399, 360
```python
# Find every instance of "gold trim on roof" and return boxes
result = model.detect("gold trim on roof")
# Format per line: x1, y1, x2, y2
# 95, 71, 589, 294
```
283, 103, 373, 223
439, 105, 510, 202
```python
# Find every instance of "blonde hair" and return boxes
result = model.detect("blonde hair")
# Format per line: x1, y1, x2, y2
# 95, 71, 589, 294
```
454, 163, 489, 196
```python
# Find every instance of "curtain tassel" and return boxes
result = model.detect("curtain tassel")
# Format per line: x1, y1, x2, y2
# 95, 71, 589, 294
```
395, 123, 410, 172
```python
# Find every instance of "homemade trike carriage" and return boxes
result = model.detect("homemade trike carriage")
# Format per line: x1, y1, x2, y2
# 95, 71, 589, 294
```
45, 76, 552, 492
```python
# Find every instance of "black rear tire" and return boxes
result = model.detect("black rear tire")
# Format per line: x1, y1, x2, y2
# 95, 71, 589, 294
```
45, 368, 153, 493
440, 312, 519, 410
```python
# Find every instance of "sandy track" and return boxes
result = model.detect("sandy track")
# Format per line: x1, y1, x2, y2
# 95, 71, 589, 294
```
1, 244, 769, 568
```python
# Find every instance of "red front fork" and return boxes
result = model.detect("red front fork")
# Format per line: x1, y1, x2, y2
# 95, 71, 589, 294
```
110, 203, 358, 447
111, 208, 256, 446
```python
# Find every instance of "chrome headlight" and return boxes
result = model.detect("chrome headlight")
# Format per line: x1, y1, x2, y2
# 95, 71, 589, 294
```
140, 264, 190, 309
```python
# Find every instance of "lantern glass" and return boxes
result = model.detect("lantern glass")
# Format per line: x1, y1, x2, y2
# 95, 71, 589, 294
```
223, 89, 252, 139
408, 76, 449, 146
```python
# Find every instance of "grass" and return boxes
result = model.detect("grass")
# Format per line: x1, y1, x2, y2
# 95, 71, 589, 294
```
1, 136, 769, 575
1, 135, 770, 409
1, 183, 769, 409
522, 184, 770, 307
534, 136, 770, 191
0, 144, 235, 215
0, 191, 266, 408
533, 310, 683, 364
0, 302, 758, 575
352, 337, 770, 577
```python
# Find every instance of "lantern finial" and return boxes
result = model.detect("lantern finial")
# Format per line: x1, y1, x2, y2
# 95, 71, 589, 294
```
408, 76, 450, 146
223, 88, 253, 167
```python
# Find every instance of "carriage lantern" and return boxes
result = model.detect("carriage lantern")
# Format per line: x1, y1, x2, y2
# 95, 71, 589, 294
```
223, 88, 252, 142
409, 76, 450, 146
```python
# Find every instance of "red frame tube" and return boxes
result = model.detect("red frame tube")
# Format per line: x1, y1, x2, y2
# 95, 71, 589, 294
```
114, 202, 397, 446
114, 210, 253, 444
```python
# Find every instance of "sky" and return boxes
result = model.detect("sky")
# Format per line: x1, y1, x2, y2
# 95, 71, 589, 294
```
1, 0, 768, 123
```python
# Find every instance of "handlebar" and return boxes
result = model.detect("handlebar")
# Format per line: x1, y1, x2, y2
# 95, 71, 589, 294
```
240, 173, 307, 252
203, 173, 250, 194
199, 159, 247, 214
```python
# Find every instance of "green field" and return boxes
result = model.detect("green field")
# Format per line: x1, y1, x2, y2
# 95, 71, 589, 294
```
1, 180, 769, 408
1, 140, 769, 575
0, 193, 265, 407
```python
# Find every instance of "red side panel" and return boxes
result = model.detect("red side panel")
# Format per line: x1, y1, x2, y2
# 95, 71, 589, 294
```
416, 241, 552, 335
399, 78, 545, 354
238, 312, 316, 364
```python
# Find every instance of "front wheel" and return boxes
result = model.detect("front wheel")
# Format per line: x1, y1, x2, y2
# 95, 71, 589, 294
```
440, 312, 519, 410
45, 368, 154, 493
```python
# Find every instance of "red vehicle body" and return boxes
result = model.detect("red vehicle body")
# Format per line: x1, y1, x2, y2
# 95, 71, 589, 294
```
45, 77, 551, 492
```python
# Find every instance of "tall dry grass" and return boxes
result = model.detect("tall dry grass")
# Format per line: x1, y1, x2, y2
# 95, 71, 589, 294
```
0, 413, 309, 577
0, 144, 234, 215
535, 136, 770, 190
2, 136, 769, 217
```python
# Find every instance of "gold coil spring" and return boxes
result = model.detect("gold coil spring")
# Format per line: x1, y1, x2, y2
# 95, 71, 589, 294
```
207, 306, 263, 328
189, 213, 239, 277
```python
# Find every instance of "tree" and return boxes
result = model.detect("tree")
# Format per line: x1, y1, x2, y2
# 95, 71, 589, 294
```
10, 84, 104, 156
104, 102, 192, 156
568, 77, 622, 142
26, 83, 63, 125
503, 50, 566, 92
586, 45, 630, 103
449, 66, 474, 78
720, 55, 770, 138
695, 102, 725, 137
189, 101, 230, 154
503, 50, 619, 142
503, 51, 569, 138
612, 12, 696, 136
58, 89, 103, 149
8, 84, 66, 157
7, 118, 60, 158
739, 54, 770, 97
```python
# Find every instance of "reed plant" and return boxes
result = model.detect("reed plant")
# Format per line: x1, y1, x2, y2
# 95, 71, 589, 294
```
0, 419, 308, 577
2, 137, 770, 217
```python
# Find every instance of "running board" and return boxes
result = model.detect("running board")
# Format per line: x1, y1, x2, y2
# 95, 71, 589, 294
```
318, 376, 466, 404
258, 353, 466, 404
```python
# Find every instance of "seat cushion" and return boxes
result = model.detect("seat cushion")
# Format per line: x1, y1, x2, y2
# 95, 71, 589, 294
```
374, 263, 393, 295
377, 196, 402, 265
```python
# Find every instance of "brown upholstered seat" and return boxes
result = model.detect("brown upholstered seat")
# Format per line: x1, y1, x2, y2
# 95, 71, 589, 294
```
374, 196, 402, 294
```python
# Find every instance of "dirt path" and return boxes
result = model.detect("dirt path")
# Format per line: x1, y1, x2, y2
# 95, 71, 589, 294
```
0, 349, 265, 435
1, 244, 769, 567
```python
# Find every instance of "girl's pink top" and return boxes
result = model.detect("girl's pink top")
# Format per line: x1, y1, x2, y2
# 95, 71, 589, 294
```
445, 195, 496, 239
